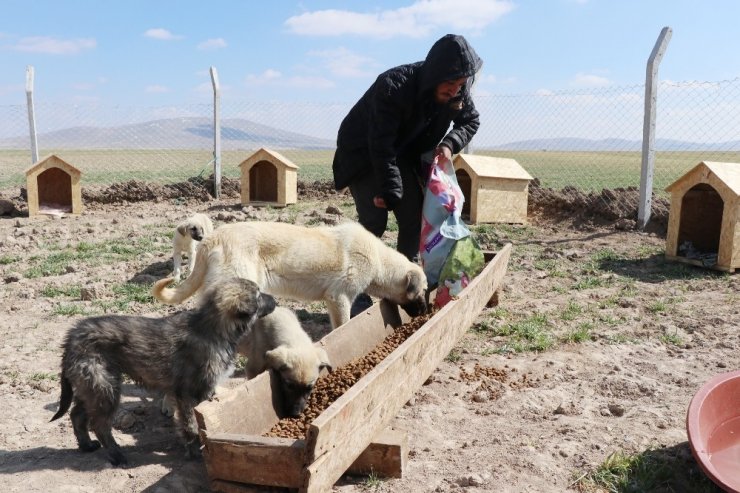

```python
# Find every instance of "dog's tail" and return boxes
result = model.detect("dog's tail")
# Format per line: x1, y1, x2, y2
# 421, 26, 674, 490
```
152, 244, 222, 304
50, 372, 73, 421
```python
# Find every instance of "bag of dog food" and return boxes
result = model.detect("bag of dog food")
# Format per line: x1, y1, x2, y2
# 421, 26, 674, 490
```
419, 154, 484, 308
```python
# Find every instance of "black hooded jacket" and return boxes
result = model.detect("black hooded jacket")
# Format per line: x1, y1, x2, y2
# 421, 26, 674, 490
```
332, 34, 483, 209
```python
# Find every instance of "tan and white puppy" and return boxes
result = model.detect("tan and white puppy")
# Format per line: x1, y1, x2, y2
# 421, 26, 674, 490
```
172, 213, 214, 281
153, 221, 428, 329
241, 306, 331, 416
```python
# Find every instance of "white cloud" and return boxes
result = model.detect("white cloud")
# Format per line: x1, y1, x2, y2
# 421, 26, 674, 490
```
535, 88, 555, 96
197, 38, 227, 50
476, 74, 497, 84
571, 73, 611, 87
245, 69, 283, 85
143, 28, 183, 41
282, 76, 335, 89
12, 36, 96, 54
308, 47, 378, 78
285, 0, 515, 38
145, 85, 170, 93
245, 69, 334, 90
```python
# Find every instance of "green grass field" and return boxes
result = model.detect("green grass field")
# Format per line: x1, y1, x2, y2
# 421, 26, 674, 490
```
2, 148, 739, 196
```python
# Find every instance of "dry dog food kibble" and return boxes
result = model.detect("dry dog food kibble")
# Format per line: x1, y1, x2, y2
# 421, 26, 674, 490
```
265, 311, 434, 439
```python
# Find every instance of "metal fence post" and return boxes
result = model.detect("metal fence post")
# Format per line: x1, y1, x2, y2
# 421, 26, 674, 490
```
638, 27, 672, 229
210, 66, 221, 199
25, 65, 39, 164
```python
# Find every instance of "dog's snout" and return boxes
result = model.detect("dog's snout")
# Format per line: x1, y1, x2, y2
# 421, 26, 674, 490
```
260, 293, 277, 316
400, 298, 428, 318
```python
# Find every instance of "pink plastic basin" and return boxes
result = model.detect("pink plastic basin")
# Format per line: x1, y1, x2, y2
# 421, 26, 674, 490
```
686, 369, 740, 493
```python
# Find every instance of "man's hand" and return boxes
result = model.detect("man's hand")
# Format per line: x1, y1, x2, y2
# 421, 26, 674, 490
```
434, 145, 453, 161
373, 196, 387, 208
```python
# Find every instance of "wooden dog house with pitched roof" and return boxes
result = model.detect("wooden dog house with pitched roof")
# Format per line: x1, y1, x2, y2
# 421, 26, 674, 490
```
25, 154, 83, 217
665, 161, 740, 272
238, 147, 298, 207
452, 154, 533, 224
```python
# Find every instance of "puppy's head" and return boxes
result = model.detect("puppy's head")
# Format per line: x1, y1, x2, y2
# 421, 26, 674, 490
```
208, 277, 276, 331
265, 346, 332, 417
399, 267, 428, 317
177, 220, 206, 241
188, 223, 205, 241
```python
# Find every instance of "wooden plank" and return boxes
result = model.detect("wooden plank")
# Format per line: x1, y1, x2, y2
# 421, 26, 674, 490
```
201, 431, 305, 488
205, 428, 406, 490
196, 297, 413, 489
665, 254, 734, 273
346, 428, 407, 479
195, 298, 407, 437
300, 244, 512, 493
318, 298, 407, 368
195, 371, 283, 436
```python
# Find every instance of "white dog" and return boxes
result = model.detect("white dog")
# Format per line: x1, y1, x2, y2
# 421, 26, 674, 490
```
172, 213, 214, 281
152, 221, 428, 329
240, 306, 331, 416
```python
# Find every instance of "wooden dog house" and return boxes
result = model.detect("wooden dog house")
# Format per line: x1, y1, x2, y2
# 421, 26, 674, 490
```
25, 154, 82, 217
238, 147, 298, 207
452, 154, 533, 224
665, 161, 740, 272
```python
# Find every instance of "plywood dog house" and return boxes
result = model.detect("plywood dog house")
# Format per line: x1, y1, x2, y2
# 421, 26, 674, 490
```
25, 154, 83, 217
238, 147, 298, 207
665, 161, 740, 272
453, 154, 533, 224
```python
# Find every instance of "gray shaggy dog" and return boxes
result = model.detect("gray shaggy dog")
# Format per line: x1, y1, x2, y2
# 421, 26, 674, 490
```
50, 275, 276, 466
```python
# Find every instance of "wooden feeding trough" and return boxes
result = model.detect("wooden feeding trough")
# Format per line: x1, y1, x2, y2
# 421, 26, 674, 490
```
453, 154, 533, 224
194, 245, 512, 493
238, 147, 298, 207
25, 154, 83, 217
665, 161, 740, 272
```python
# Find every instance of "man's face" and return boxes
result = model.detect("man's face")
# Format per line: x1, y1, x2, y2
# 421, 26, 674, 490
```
434, 77, 468, 104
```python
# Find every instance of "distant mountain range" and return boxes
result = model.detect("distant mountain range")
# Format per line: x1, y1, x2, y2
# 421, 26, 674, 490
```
486, 137, 740, 152
0, 117, 335, 150
1, 118, 738, 152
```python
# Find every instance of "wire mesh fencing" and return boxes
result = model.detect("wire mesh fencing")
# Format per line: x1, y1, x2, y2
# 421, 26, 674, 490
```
2, 77, 739, 222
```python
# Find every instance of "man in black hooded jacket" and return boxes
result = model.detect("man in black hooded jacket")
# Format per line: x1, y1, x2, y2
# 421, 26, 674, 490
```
332, 33, 483, 316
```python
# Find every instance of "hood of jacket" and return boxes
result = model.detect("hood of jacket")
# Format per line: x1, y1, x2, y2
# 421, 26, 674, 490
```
418, 34, 483, 95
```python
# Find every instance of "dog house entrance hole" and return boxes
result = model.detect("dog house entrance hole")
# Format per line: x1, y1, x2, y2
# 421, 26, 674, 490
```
249, 161, 278, 203
677, 183, 723, 259
455, 169, 472, 220
37, 167, 73, 213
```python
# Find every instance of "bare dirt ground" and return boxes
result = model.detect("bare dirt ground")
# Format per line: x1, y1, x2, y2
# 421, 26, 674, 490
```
0, 180, 737, 492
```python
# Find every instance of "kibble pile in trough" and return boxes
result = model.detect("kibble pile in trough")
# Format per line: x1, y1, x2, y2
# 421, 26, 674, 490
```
265, 310, 434, 439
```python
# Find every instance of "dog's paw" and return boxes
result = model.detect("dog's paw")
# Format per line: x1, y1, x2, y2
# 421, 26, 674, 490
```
107, 450, 129, 467
185, 441, 203, 460
159, 394, 176, 417
79, 440, 101, 452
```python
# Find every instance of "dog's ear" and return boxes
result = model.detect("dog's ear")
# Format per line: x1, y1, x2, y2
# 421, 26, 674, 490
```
316, 347, 332, 373
176, 224, 188, 236
265, 346, 291, 371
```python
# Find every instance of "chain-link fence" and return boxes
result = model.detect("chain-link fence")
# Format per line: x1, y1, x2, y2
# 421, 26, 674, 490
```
2, 77, 739, 220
